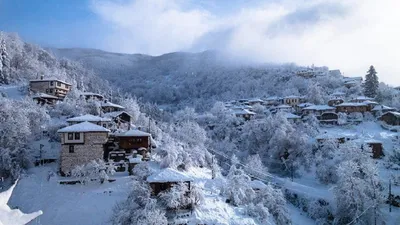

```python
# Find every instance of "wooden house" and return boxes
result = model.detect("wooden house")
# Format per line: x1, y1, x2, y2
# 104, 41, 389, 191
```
80, 92, 104, 101
66, 114, 112, 128
302, 105, 335, 118
57, 122, 110, 175
284, 95, 301, 107
295, 103, 314, 114
103, 111, 132, 130
327, 98, 344, 107
379, 111, 400, 126
146, 168, 193, 196
32, 93, 59, 105
336, 102, 369, 114
101, 100, 125, 113
29, 76, 71, 100
115, 129, 152, 157
319, 112, 339, 125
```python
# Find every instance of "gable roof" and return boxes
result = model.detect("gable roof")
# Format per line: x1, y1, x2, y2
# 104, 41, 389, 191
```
372, 105, 394, 111
231, 108, 256, 115
66, 114, 112, 122
146, 168, 193, 183
103, 111, 132, 119
57, 121, 110, 133
101, 101, 125, 109
30, 77, 72, 85
303, 105, 335, 111
337, 102, 368, 107
115, 129, 151, 137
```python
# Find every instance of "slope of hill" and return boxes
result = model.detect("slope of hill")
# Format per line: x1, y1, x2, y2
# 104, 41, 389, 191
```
50, 48, 345, 111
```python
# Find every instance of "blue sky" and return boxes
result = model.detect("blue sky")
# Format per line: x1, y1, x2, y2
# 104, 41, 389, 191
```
1, 0, 400, 84
0, 0, 110, 48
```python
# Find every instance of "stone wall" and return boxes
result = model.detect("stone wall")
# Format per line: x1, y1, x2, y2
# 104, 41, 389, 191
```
60, 132, 108, 175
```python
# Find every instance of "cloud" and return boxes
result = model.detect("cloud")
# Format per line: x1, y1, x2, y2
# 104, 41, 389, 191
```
91, 0, 400, 85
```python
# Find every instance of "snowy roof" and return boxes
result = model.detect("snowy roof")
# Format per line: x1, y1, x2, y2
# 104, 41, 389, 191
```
372, 105, 394, 111
81, 92, 103, 97
337, 102, 368, 107
231, 108, 256, 115
128, 155, 143, 163
30, 77, 72, 85
115, 129, 151, 137
353, 96, 374, 101
298, 103, 314, 108
57, 121, 110, 133
249, 180, 268, 189
67, 114, 112, 122
316, 133, 346, 140
363, 100, 379, 105
32, 93, 59, 99
146, 168, 193, 183
265, 96, 280, 101
285, 113, 301, 119
303, 105, 335, 111
331, 91, 345, 96
103, 111, 132, 118
247, 98, 264, 103
364, 139, 383, 144
284, 95, 300, 99
101, 101, 125, 109
381, 111, 400, 118
275, 104, 292, 109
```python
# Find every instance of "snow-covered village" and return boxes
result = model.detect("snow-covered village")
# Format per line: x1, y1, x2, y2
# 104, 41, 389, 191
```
1, 1, 400, 225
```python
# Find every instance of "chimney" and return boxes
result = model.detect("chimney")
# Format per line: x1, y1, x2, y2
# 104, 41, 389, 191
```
40, 75, 44, 80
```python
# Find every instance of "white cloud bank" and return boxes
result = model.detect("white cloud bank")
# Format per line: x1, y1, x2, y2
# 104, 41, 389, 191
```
92, 0, 400, 85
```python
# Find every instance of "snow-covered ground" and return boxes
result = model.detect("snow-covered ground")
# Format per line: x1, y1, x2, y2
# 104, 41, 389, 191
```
0, 85, 26, 100
9, 164, 132, 225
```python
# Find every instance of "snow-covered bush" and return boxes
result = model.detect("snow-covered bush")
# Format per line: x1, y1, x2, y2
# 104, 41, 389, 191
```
223, 163, 255, 206
245, 203, 271, 225
71, 160, 115, 184
158, 182, 191, 209
244, 154, 268, 180
110, 180, 167, 225
308, 199, 333, 225
131, 162, 151, 181
337, 112, 347, 125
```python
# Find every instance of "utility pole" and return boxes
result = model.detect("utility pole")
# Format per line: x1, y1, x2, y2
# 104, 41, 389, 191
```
389, 179, 392, 213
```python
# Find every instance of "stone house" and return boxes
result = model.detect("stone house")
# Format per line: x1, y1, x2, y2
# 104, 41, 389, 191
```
284, 95, 301, 107
66, 114, 112, 128
57, 121, 110, 175
29, 76, 71, 100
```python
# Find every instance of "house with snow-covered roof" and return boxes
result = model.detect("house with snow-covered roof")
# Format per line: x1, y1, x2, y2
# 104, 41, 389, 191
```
115, 129, 153, 159
379, 111, 400, 126
331, 91, 346, 99
349, 96, 374, 103
103, 111, 133, 130
372, 105, 395, 115
231, 108, 255, 120
147, 168, 193, 196
80, 92, 104, 101
32, 93, 59, 105
101, 100, 125, 113
327, 98, 344, 107
284, 95, 301, 107
336, 102, 369, 114
302, 105, 335, 118
57, 121, 110, 175
29, 75, 72, 100
66, 114, 112, 128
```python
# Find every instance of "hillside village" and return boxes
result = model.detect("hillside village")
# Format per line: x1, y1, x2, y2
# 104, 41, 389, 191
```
0, 32, 400, 225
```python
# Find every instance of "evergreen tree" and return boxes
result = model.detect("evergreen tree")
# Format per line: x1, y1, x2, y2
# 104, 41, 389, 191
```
363, 65, 379, 97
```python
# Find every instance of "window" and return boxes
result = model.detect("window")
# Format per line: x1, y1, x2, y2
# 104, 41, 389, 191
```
45, 89, 49, 93
68, 133, 73, 140
103, 124, 107, 128
49, 89, 53, 93
50, 81, 54, 86
74, 133, 80, 140
69, 145, 74, 153
57, 82, 61, 87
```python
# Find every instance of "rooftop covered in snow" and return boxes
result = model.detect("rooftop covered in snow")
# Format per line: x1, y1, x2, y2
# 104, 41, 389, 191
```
337, 102, 368, 107
115, 129, 151, 137
372, 105, 395, 111
30, 77, 72, 85
146, 168, 193, 183
101, 101, 125, 109
57, 121, 110, 133
303, 105, 335, 111
32, 93, 59, 99
66, 114, 111, 122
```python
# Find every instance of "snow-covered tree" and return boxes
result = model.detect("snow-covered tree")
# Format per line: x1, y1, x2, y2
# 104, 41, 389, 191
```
223, 163, 255, 206
364, 65, 379, 98
158, 182, 190, 209
244, 154, 268, 180
307, 83, 325, 105
0, 35, 10, 84
71, 160, 115, 184
110, 180, 167, 225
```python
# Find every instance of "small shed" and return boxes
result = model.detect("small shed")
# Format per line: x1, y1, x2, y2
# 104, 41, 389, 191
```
146, 168, 193, 196
364, 140, 384, 159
